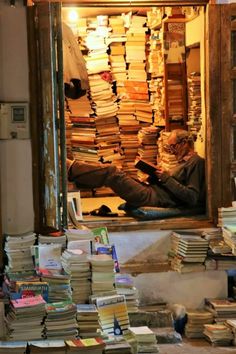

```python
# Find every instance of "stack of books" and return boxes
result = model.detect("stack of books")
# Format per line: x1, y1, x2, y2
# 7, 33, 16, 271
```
108, 16, 127, 83
218, 206, 236, 227
117, 102, 139, 178
27, 340, 66, 354
115, 273, 139, 312
126, 326, 159, 354
169, 232, 208, 273
222, 225, 236, 256
44, 301, 78, 340
96, 294, 130, 336
136, 125, 159, 181
135, 100, 153, 124
4, 231, 36, 273
185, 309, 214, 338
38, 234, 67, 250
187, 72, 202, 133
6, 295, 46, 341
203, 323, 233, 346
126, 15, 147, 81
76, 303, 101, 338
225, 319, 236, 346
205, 298, 236, 322
66, 337, 106, 353
61, 247, 92, 304
0, 341, 27, 354
89, 254, 115, 295
149, 77, 165, 127
40, 270, 72, 303
103, 337, 132, 353
157, 131, 178, 171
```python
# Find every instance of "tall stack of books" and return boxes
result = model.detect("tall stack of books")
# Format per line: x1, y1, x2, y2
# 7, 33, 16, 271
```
61, 248, 91, 304
76, 303, 101, 338
89, 254, 115, 295
4, 231, 36, 274
69, 96, 98, 163
203, 323, 233, 346
187, 72, 202, 133
66, 337, 106, 353
117, 102, 140, 178
169, 232, 208, 273
125, 326, 159, 354
126, 15, 147, 82
205, 298, 236, 322
5, 295, 46, 341
185, 309, 214, 338
43, 301, 78, 340
149, 77, 165, 127
108, 16, 127, 83
115, 273, 139, 313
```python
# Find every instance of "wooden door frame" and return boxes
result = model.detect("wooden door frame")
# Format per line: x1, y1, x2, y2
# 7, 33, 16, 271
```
27, 1, 228, 230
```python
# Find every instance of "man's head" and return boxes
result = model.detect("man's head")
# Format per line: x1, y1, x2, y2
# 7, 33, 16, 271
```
166, 129, 195, 161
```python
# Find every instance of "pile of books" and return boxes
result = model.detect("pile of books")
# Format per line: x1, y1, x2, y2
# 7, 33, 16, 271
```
6, 295, 46, 341
169, 232, 208, 273
0, 340, 27, 354
205, 298, 236, 322
103, 336, 132, 353
89, 254, 115, 295
40, 270, 72, 303
222, 225, 236, 256
125, 326, 159, 354
203, 323, 233, 346
157, 131, 178, 171
27, 339, 66, 354
187, 72, 202, 133
115, 273, 139, 312
43, 301, 78, 340
225, 319, 236, 346
4, 231, 36, 273
149, 77, 165, 126
61, 245, 92, 304
66, 337, 106, 353
76, 303, 101, 338
185, 309, 214, 338
218, 206, 236, 227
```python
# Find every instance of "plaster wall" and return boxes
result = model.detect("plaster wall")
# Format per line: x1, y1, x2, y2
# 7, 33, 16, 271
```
109, 230, 228, 309
0, 2, 34, 234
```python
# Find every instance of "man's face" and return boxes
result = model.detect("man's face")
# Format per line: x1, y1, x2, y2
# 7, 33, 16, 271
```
167, 133, 190, 161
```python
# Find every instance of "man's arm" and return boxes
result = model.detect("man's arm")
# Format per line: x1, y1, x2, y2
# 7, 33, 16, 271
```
156, 158, 205, 206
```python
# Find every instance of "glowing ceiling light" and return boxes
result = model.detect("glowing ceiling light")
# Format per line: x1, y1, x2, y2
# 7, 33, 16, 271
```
68, 9, 79, 23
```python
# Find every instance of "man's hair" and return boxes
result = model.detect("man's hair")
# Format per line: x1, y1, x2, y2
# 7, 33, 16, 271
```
174, 129, 195, 147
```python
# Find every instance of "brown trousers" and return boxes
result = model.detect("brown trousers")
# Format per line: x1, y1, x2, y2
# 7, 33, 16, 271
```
68, 160, 176, 208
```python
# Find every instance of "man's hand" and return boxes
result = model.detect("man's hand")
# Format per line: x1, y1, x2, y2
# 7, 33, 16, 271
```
155, 167, 170, 183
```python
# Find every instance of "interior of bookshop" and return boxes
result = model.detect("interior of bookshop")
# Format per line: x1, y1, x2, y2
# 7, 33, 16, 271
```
4, 3, 236, 354
62, 4, 206, 223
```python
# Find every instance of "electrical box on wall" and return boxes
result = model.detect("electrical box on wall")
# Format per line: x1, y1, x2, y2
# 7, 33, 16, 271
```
0, 102, 29, 139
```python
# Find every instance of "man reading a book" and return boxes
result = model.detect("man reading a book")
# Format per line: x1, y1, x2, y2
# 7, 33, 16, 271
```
67, 129, 205, 211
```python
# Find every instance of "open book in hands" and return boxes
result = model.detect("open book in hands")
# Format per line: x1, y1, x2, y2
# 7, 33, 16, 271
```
135, 159, 157, 176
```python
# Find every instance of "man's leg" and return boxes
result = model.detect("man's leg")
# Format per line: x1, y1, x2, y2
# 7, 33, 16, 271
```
68, 160, 160, 207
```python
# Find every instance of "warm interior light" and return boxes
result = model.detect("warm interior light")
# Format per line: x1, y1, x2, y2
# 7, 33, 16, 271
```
68, 9, 79, 23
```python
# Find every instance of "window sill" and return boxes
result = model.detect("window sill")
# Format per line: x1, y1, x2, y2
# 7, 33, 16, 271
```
80, 214, 214, 232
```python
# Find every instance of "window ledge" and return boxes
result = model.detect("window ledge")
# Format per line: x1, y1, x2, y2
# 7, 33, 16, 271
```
80, 214, 214, 232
